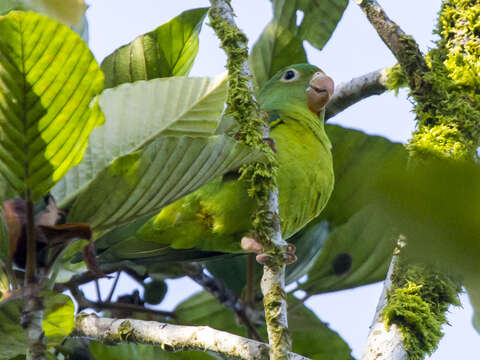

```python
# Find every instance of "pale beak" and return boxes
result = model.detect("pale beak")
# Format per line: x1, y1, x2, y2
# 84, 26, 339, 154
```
307, 71, 335, 114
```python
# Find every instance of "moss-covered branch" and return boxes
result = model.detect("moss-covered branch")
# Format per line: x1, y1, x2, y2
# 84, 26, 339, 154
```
74, 314, 310, 360
208, 1, 290, 359
358, 0, 480, 359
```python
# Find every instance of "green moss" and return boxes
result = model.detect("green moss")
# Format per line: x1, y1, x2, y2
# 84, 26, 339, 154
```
208, 6, 279, 251
383, 261, 461, 359
118, 320, 137, 343
385, 64, 408, 95
407, 0, 480, 161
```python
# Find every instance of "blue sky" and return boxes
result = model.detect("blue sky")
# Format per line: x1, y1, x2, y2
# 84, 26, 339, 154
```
82, 0, 478, 358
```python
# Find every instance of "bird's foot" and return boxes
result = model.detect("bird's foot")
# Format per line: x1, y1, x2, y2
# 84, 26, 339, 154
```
263, 137, 277, 153
241, 237, 297, 265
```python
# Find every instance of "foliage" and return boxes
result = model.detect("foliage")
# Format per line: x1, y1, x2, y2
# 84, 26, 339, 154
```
0, 0, 478, 360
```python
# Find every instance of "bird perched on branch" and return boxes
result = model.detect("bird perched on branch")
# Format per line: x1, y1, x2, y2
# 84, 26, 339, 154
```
97, 64, 335, 265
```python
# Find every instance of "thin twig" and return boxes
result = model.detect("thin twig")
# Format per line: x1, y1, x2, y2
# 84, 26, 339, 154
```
68, 284, 174, 319
74, 314, 310, 360
325, 68, 389, 120
106, 271, 121, 303
183, 263, 264, 342
94, 278, 102, 302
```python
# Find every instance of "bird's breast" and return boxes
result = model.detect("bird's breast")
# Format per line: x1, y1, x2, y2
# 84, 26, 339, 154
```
272, 120, 334, 239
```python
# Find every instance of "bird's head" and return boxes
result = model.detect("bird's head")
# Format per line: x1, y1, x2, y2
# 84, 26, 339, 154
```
257, 64, 334, 116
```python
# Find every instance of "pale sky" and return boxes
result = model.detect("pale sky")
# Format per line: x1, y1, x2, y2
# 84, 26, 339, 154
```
81, 1, 478, 358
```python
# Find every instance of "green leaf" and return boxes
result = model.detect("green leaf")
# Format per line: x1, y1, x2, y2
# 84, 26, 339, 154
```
250, 0, 348, 89
0, 299, 26, 360
300, 205, 396, 294
21, 0, 87, 26
90, 341, 215, 360
0, 291, 74, 359
297, 125, 407, 294
67, 135, 263, 232
250, 20, 307, 90
0, 11, 104, 201
42, 292, 75, 346
0, 1, 89, 42
52, 74, 227, 206
174, 291, 353, 359
101, 8, 208, 89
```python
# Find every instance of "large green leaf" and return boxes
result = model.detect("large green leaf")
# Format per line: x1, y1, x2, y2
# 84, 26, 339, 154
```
0, 11, 104, 201
67, 135, 263, 232
296, 125, 407, 294
52, 74, 227, 206
101, 8, 208, 89
250, 0, 348, 89
174, 291, 353, 359
300, 205, 396, 294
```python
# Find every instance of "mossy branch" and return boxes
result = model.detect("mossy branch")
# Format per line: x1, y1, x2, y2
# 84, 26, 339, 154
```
357, 1, 477, 359
355, 0, 429, 96
208, 1, 290, 359
73, 314, 310, 360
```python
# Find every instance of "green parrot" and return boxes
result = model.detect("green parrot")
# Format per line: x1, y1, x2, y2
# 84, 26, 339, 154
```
97, 64, 335, 264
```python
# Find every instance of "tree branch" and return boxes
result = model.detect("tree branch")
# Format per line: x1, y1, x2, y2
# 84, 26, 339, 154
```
362, 252, 406, 360
355, 0, 429, 95
325, 68, 389, 120
74, 314, 310, 360
208, 1, 289, 359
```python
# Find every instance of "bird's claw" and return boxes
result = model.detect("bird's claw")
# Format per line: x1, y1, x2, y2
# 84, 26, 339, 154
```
263, 137, 277, 153
241, 236, 297, 265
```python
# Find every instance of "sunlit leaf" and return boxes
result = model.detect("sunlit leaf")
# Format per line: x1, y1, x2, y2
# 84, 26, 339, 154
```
42, 292, 75, 346
0, 11, 104, 201
52, 74, 227, 206
102, 8, 208, 88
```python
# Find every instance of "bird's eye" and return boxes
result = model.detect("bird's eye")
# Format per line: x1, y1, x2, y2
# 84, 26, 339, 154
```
281, 69, 299, 82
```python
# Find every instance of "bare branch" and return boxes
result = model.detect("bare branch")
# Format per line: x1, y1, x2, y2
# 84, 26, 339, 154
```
325, 68, 389, 120
74, 314, 310, 360
362, 252, 407, 360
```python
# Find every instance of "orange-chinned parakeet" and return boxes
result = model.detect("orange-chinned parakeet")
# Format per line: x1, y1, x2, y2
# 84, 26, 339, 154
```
98, 64, 335, 263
